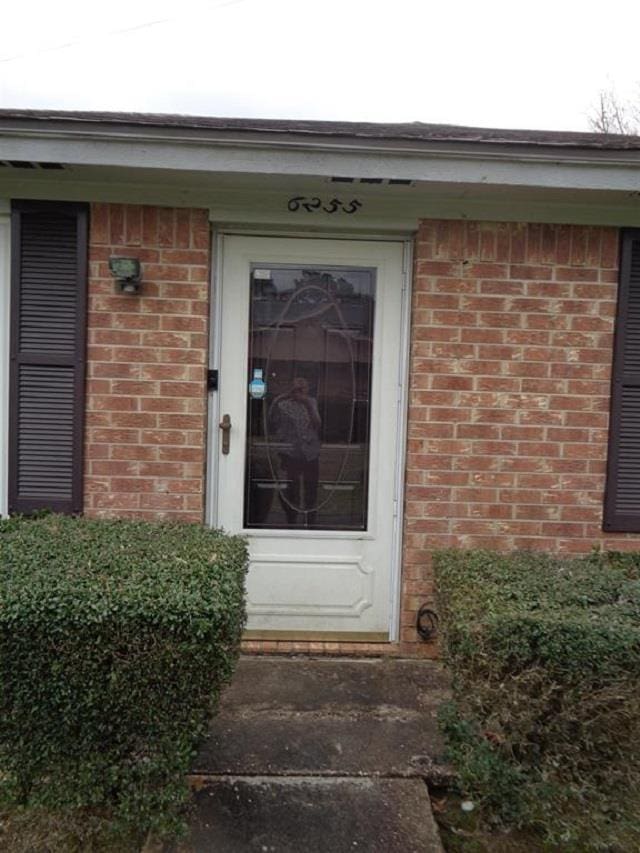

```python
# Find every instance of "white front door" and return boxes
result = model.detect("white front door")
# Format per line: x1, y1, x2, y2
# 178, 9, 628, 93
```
214, 236, 406, 639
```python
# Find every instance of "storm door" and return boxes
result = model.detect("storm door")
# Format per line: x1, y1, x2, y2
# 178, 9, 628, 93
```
215, 236, 405, 638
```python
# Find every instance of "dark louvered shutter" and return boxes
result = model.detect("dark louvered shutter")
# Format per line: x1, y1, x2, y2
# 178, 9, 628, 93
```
8, 201, 88, 514
604, 229, 640, 531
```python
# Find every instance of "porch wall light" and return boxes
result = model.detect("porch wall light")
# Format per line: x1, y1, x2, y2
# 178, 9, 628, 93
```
109, 257, 142, 294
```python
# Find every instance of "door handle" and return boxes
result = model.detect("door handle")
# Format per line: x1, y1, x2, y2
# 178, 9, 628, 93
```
219, 413, 231, 455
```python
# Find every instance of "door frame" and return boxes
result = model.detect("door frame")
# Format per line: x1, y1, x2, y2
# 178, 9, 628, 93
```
205, 228, 413, 642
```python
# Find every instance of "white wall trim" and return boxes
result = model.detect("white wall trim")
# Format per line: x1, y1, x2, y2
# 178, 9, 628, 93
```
0, 202, 10, 517
388, 239, 413, 643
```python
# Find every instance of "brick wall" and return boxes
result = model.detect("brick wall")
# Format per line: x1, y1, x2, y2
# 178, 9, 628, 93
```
404, 221, 640, 576
84, 204, 210, 522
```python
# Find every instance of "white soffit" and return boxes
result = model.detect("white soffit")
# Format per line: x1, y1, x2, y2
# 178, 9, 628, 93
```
0, 168, 639, 228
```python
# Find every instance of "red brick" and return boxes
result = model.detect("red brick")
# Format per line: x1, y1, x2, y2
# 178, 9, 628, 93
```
124, 204, 142, 245
92, 493, 141, 511
91, 329, 141, 346
600, 230, 619, 268
157, 413, 204, 430
111, 313, 160, 331
139, 364, 190, 381
139, 493, 186, 510
161, 314, 207, 332
89, 428, 139, 444
112, 445, 158, 461
111, 347, 159, 364
465, 262, 508, 279
138, 461, 183, 478
159, 347, 206, 365
175, 209, 191, 249
111, 380, 158, 396
140, 397, 188, 413
143, 264, 191, 283
158, 207, 176, 246
479, 312, 521, 328
90, 461, 139, 476
509, 264, 551, 280
90, 395, 138, 412
158, 446, 203, 462
110, 477, 157, 493
555, 266, 599, 282
109, 204, 125, 245
85, 204, 209, 527
160, 248, 208, 265
91, 203, 109, 243
160, 381, 202, 397
110, 412, 157, 428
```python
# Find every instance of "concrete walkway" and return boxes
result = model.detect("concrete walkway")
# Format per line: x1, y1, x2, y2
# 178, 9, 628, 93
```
164, 657, 450, 853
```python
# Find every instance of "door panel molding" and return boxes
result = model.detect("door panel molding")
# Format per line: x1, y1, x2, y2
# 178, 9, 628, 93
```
247, 554, 374, 618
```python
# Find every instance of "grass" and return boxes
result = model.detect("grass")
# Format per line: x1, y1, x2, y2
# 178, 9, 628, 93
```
0, 808, 144, 853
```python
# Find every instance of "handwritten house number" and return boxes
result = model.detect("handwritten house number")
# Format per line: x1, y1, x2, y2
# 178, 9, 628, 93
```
287, 196, 363, 214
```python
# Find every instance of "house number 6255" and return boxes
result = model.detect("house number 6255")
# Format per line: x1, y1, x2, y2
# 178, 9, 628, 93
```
287, 197, 363, 214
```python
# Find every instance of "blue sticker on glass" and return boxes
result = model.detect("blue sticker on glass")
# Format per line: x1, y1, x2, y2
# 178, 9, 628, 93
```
249, 368, 266, 400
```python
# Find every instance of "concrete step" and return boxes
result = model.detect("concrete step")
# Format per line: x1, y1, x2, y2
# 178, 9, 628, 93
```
153, 658, 450, 852
193, 658, 451, 782
163, 776, 444, 853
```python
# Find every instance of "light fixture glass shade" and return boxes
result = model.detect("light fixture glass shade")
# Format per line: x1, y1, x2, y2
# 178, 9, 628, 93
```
109, 257, 141, 281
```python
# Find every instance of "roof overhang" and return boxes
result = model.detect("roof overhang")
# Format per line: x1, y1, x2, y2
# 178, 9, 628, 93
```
1, 111, 640, 228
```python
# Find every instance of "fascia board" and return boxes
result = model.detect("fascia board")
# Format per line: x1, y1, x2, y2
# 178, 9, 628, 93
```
1, 124, 640, 194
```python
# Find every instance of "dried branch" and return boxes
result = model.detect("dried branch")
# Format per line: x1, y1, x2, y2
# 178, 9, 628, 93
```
589, 88, 640, 135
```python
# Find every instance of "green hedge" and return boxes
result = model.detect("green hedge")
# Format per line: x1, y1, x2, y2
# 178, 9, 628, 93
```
434, 549, 640, 851
0, 515, 247, 844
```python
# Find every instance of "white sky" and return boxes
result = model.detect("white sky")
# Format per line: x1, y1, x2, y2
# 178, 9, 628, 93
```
0, 0, 638, 132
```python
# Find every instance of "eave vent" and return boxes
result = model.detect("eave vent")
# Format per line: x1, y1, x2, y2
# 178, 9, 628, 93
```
0, 161, 65, 170
330, 176, 413, 187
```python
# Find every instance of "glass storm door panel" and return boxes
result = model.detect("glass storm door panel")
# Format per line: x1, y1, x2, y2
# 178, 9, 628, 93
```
214, 237, 406, 638
244, 265, 375, 531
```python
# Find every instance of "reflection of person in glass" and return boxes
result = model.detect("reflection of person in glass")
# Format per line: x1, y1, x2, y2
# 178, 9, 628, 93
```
272, 377, 321, 527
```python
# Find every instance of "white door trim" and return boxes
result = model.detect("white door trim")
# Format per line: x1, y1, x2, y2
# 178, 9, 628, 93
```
0, 200, 10, 518
204, 226, 224, 527
205, 229, 412, 641
388, 239, 412, 642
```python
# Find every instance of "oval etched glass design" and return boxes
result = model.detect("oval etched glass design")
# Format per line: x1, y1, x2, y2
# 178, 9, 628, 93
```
244, 266, 375, 531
